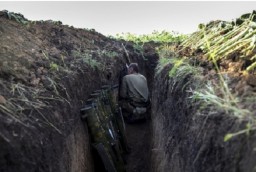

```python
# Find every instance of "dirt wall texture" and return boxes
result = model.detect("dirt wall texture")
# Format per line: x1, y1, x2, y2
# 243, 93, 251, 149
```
0, 11, 153, 172
151, 62, 256, 172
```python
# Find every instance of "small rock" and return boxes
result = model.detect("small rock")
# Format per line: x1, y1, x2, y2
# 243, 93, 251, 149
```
0, 95, 6, 104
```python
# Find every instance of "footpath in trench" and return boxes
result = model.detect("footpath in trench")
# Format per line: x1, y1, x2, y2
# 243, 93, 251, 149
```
124, 118, 152, 172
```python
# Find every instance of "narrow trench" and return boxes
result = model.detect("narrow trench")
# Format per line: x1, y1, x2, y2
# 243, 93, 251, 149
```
122, 59, 155, 172
83, 48, 158, 172
120, 58, 156, 172
124, 118, 152, 172
88, 60, 155, 172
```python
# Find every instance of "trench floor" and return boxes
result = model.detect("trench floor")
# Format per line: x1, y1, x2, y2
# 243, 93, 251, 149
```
124, 119, 151, 172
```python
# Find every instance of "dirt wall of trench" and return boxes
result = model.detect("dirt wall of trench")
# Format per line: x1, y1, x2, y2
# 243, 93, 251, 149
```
0, 11, 156, 172
151, 63, 256, 172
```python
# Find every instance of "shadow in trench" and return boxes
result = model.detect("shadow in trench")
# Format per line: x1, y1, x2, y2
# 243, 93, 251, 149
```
124, 118, 152, 172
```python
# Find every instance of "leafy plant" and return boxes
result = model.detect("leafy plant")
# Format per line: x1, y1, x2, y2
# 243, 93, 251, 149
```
115, 30, 187, 44
71, 50, 101, 70
155, 57, 173, 75
100, 50, 118, 58
133, 43, 146, 59
4, 10, 29, 25
50, 62, 59, 71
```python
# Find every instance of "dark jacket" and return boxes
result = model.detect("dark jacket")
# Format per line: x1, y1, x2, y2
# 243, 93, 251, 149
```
120, 73, 149, 103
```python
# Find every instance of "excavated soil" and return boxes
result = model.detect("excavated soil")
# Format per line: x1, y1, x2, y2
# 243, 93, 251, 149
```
0, 11, 157, 172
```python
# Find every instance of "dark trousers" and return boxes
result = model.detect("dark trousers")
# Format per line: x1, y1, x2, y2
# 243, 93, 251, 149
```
119, 99, 149, 122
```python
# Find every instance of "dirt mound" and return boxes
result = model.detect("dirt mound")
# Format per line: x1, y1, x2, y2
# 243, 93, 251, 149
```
0, 11, 157, 172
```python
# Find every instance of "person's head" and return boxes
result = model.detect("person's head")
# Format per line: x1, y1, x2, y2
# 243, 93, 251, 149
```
128, 63, 139, 74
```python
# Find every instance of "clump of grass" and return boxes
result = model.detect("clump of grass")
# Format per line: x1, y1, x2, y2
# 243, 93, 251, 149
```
180, 12, 256, 72
186, 16, 256, 141
71, 50, 102, 70
155, 57, 173, 75
100, 50, 118, 58
50, 62, 59, 71
3, 10, 29, 25
169, 58, 203, 93
190, 82, 251, 118
133, 43, 146, 60
155, 44, 179, 75
156, 44, 203, 94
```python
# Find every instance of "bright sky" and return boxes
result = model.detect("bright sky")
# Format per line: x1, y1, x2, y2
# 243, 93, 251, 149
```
0, 1, 256, 36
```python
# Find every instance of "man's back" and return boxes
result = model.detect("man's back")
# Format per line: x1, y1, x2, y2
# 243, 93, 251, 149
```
120, 73, 149, 103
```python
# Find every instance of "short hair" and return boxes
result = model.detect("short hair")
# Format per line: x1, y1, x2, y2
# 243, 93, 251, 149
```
128, 63, 139, 73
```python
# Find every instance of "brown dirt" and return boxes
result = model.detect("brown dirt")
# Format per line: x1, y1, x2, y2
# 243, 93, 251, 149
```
151, 45, 256, 172
4, 9, 256, 172
0, 11, 156, 172
124, 119, 152, 172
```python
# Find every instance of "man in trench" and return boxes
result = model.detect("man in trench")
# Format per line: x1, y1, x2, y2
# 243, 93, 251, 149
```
119, 63, 150, 123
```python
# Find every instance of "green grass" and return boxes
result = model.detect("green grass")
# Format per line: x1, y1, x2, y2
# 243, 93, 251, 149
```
184, 16, 256, 141
155, 14, 256, 142
71, 50, 101, 70
115, 30, 187, 44
180, 13, 256, 72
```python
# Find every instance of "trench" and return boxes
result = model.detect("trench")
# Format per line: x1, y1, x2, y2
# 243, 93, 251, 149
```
122, 50, 157, 172
85, 54, 157, 172
124, 116, 152, 172
1, 12, 256, 172
86, 49, 256, 172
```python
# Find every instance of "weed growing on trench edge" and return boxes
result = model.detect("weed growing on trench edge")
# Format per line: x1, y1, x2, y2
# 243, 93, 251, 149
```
155, 44, 179, 75
188, 21, 256, 142
133, 43, 147, 60
45, 77, 70, 104
156, 44, 178, 58
180, 13, 256, 72
3, 10, 29, 25
0, 80, 68, 133
155, 56, 173, 75
71, 50, 102, 70
168, 58, 184, 77
99, 49, 118, 58
190, 82, 251, 118
156, 44, 203, 94
50, 62, 59, 71
168, 58, 203, 93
